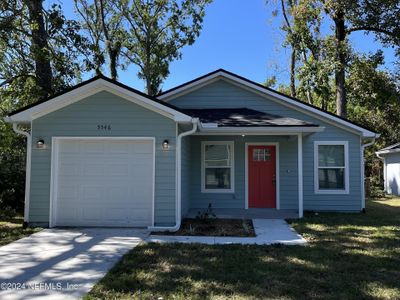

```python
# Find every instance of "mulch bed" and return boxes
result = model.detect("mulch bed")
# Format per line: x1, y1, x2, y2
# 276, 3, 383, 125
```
152, 218, 256, 237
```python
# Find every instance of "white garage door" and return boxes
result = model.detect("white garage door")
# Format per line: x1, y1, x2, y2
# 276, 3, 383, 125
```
52, 138, 154, 227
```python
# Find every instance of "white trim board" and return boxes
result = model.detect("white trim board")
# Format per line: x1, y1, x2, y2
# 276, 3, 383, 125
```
159, 70, 376, 138
313, 141, 350, 195
6, 79, 192, 123
245, 142, 280, 210
49, 136, 156, 228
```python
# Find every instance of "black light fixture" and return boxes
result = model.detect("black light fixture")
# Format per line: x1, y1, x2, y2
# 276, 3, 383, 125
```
36, 139, 45, 149
162, 139, 169, 150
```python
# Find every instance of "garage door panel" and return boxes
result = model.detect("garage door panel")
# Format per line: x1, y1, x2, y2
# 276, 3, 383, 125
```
54, 139, 154, 227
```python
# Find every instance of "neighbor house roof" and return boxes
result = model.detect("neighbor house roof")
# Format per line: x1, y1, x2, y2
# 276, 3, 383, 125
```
5, 75, 193, 123
182, 108, 319, 127
376, 143, 400, 155
158, 69, 378, 138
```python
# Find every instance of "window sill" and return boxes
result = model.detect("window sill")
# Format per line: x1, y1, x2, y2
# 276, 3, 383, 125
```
314, 189, 349, 195
201, 189, 235, 194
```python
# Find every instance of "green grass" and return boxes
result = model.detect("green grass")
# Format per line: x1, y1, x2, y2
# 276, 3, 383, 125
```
0, 216, 41, 246
86, 197, 400, 300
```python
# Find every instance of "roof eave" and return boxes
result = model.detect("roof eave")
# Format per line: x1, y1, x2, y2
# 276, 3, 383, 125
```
376, 148, 400, 155
6, 78, 193, 124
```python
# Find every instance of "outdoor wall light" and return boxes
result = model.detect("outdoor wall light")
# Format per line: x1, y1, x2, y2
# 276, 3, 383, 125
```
36, 139, 45, 149
162, 140, 169, 150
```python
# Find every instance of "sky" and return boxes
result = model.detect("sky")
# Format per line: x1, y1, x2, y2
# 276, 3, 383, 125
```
50, 0, 397, 92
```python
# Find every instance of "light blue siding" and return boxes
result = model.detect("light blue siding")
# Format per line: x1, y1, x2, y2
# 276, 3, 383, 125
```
180, 127, 191, 215
30, 91, 177, 226
171, 80, 363, 211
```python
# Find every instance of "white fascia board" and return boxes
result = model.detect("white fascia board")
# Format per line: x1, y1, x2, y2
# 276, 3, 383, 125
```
158, 73, 221, 101
376, 148, 400, 155
160, 71, 377, 138
6, 79, 192, 123
198, 126, 325, 134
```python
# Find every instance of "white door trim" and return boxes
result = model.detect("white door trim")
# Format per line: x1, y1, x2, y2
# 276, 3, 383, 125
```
245, 142, 280, 210
49, 136, 156, 228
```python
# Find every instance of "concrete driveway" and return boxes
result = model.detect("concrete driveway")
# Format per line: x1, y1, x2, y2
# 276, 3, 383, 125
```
0, 228, 148, 300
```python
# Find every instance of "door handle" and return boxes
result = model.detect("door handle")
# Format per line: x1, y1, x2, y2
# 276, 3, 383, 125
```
272, 174, 276, 186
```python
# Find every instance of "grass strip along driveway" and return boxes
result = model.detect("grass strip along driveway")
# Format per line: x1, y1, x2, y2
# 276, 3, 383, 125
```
86, 197, 400, 299
0, 216, 41, 246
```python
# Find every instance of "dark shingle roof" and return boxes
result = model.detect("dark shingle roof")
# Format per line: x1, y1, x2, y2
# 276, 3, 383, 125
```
182, 108, 319, 127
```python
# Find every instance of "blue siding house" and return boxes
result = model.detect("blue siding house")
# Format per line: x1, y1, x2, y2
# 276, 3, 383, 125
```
5, 69, 378, 230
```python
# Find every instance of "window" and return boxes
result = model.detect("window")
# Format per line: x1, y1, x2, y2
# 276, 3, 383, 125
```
253, 148, 271, 161
202, 141, 234, 193
314, 141, 349, 194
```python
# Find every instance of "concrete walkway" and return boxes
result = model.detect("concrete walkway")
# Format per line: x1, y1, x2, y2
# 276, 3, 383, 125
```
0, 228, 147, 300
148, 219, 307, 245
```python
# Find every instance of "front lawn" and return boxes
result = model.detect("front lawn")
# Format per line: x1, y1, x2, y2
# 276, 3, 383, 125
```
0, 216, 41, 246
86, 197, 400, 299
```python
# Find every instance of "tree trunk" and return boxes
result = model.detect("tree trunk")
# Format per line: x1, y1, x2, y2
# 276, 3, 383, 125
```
109, 49, 118, 80
25, 0, 53, 97
98, 0, 118, 80
290, 48, 296, 97
334, 9, 347, 117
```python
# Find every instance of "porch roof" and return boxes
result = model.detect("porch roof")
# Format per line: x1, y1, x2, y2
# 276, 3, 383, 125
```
182, 108, 318, 128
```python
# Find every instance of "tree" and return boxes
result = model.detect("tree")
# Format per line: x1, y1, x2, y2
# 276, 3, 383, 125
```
0, 1, 85, 212
74, 0, 125, 79
118, 0, 212, 96
270, 0, 400, 117
24, 0, 53, 96
323, 0, 399, 117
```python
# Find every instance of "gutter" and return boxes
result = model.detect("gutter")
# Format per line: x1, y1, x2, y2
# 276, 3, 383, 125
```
11, 122, 32, 226
149, 118, 199, 232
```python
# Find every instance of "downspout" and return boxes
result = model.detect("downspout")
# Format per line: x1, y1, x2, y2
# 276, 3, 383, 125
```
150, 118, 199, 231
12, 122, 32, 227
361, 137, 377, 211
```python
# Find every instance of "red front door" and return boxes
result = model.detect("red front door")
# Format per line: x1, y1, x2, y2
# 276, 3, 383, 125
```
248, 145, 276, 208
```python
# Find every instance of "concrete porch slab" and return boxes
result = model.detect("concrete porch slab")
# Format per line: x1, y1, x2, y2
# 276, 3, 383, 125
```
147, 219, 307, 245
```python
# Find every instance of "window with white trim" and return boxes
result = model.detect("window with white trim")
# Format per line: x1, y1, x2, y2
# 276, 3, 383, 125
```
202, 141, 234, 193
314, 141, 349, 194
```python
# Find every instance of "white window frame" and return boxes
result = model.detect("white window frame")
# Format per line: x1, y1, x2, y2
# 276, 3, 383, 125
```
201, 141, 234, 193
314, 141, 349, 194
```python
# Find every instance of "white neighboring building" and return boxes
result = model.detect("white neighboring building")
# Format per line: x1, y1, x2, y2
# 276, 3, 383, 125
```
376, 143, 400, 195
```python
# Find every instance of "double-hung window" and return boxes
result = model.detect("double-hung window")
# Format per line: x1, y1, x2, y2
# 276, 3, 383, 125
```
201, 141, 234, 193
314, 141, 349, 194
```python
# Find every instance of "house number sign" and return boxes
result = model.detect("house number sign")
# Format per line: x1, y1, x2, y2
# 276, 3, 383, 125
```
97, 124, 112, 130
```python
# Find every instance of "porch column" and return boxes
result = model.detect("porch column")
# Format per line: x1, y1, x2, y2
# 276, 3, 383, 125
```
297, 133, 303, 218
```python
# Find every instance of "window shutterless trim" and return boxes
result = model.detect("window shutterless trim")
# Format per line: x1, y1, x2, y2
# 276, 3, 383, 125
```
201, 141, 234, 193
314, 141, 349, 194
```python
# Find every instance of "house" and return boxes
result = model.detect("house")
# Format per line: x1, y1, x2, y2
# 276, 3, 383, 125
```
376, 143, 400, 195
5, 69, 379, 229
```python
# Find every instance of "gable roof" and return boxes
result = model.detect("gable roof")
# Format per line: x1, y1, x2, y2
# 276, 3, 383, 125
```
5, 75, 192, 123
182, 108, 319, 127
376, 142, 400, 155
158, 69, 378, 138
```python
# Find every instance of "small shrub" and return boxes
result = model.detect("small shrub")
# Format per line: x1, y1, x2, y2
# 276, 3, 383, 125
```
196, 203, 216, 222
242, 219, 252, 234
